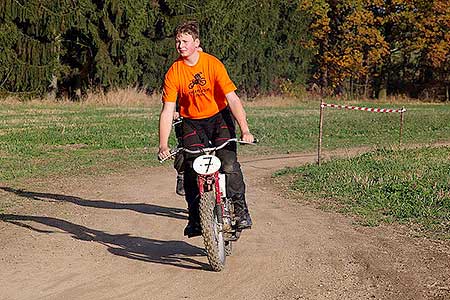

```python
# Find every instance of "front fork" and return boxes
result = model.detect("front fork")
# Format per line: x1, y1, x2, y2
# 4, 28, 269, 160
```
198, 172, 224, 224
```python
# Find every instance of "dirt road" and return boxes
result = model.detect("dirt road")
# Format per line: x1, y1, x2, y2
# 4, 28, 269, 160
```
1, 151, 449, 300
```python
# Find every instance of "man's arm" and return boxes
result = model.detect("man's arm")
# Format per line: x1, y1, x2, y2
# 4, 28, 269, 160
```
225, 91, 254, 143
158, 101, 177, 160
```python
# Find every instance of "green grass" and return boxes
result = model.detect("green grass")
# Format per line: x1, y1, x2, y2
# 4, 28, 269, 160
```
274, 146, 450, 238
0, 104, 161, 181
247, 102, 450, 154
1, 100, 450, 182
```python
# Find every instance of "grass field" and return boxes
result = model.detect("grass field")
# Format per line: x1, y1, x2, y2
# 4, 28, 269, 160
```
1, 96, 449, 236
0, 104, 159, 181
274, 146, 450, 238
1, 98, 449, 182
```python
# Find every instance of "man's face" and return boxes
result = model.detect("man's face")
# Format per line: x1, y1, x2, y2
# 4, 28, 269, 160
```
175, 33, 200, 58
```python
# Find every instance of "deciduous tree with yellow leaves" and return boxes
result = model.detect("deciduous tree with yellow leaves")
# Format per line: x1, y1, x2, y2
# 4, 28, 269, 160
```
301, 0, 449, 100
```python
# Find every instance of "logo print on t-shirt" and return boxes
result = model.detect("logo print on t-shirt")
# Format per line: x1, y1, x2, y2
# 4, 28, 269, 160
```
188, 72, 207, 89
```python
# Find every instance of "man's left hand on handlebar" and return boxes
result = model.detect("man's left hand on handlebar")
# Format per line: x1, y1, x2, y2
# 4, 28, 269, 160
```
241, 131, 255, 143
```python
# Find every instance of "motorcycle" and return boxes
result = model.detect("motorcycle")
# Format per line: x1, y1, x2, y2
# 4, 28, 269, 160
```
160, 138, 256, 271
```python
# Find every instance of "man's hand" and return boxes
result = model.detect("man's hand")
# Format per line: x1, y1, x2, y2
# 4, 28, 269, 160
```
158, 145, 171, 161
241, 131, 255, 143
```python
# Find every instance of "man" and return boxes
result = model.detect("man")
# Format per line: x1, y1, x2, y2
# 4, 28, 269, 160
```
172, 46, 203, 197
158, 21, 254, 238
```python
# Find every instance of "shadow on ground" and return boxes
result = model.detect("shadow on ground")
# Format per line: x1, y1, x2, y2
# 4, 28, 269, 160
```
0, 186, 187, 220
0, 213, 210, 270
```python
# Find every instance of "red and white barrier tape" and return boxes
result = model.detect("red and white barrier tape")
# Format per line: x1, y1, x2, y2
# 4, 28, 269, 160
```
321, 103, 406, 113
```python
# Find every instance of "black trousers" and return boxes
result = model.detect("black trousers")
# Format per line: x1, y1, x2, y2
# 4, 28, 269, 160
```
181, 107, 248, 223
173, 121, 184, 174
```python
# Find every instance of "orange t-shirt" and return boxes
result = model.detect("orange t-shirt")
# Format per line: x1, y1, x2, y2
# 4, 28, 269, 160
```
162, 52, 237, 119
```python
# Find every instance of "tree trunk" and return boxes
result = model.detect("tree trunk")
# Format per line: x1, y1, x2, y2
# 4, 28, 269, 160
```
47, 34, 61, 100
47, 75, 58, 100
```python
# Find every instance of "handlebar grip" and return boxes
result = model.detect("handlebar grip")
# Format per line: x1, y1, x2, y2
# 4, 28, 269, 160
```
158, 148, 181, 163
172, 117, 183, 126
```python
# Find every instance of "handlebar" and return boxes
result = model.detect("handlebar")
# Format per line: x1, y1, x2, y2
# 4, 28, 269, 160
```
158, 138, 257, 162
172, 117, 183, 126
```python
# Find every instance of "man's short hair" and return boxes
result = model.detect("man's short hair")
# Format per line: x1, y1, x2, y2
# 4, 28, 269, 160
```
175, 21, 200, 40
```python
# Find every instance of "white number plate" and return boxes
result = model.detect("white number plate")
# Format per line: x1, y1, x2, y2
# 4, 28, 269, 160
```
193, 155, 221, 175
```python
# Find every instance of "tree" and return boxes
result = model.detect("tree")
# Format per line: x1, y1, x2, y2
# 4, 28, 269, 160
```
300, 0, 449, 100
414, 0, 450, 100
0, 0, 163, 98
0, 0, 312, 98
300, 0, 390, 97
59, 0, 162, 97
371, 0, 449, 100
0, 0, 66, 97
157, 0, 312, 96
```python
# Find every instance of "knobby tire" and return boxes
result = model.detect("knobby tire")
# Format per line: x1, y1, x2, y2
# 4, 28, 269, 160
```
200, 189, 226, 271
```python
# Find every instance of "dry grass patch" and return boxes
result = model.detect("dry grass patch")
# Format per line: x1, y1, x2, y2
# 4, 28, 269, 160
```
1, 87, 161, 107
244, 95, 316, 107
105, 112, 150, 119
82, 87, 160, 107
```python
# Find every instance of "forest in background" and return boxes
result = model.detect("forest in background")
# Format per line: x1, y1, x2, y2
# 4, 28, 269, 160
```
0, 0, 448, 101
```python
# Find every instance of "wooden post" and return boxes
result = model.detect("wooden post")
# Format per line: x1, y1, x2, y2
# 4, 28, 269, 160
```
399, 107, 405, 145
318, 100, 324, 165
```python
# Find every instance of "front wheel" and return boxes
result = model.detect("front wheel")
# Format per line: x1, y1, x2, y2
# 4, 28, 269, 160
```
225, 241, 232, 256
199, 189, 226, 271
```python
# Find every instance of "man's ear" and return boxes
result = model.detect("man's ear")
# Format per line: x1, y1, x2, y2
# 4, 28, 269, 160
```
194, 38, 200, 48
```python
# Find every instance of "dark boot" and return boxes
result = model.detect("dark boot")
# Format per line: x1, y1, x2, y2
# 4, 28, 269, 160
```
236, 211, 252, 229
183, 220, 201, 238
233, 195, 253, 229
184, 198, 201, 238
176, 173, 185, 196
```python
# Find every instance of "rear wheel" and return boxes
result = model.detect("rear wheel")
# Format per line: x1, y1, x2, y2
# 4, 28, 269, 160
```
199, 189, 226, 271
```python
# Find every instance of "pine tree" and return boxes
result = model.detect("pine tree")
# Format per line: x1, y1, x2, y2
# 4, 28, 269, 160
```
58, 0, 162, 97
0, 0, 68, 96
0, 0, 313, 98
0, 0, 164, 98
156, 0, 312, 96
